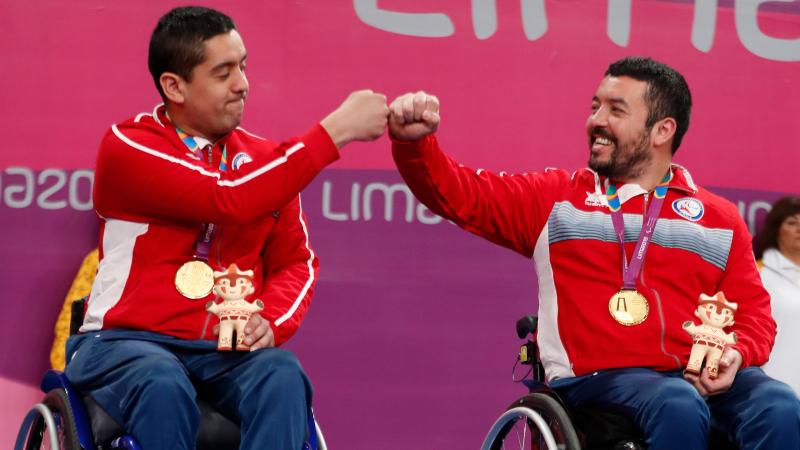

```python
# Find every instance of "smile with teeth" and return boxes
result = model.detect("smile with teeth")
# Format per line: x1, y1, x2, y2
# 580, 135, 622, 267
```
595, 136, 613, 145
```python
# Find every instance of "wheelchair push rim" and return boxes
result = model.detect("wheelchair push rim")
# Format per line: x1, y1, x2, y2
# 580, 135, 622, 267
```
17, 389, 82, 450
481, 393, 581, 450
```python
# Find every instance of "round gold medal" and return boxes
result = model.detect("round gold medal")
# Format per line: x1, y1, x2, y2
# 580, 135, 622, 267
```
608, 289, 649, 326
175, 260, 214, 299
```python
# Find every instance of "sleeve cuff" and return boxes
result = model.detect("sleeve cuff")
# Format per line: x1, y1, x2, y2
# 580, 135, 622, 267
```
390, 133, 436, 157
730, 344, 751, 368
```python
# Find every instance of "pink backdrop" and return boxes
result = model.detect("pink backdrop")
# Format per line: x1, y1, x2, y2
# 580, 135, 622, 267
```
1, 0, 798, 448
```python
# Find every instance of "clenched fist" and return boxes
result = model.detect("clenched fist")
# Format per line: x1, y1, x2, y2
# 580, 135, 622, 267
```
321, 90, 389, 148
389, 91, 440, 141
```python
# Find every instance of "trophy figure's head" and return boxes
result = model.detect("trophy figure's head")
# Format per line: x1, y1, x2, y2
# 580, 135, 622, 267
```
212, 264, 255, 301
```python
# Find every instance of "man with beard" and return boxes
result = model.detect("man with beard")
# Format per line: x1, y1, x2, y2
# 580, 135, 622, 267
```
388, 57, 800, 448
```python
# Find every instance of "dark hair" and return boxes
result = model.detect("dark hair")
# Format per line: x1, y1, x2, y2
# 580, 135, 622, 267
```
757, 196, 800, 259
148, 6, 237, 100
605, 56, 692, 154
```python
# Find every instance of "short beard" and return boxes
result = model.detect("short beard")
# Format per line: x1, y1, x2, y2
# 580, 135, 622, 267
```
588, 130, 652, 180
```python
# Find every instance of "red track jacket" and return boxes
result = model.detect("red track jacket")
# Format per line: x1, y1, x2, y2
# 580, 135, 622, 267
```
82, 105, 339, 346
393, 134, 775, 381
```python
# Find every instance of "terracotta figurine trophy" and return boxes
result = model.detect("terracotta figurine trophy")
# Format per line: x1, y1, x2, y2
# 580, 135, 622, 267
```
682, 292, 738, 379
206, 264, 264, 351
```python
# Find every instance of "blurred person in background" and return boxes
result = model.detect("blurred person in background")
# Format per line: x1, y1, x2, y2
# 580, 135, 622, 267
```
757, 196, 800, 394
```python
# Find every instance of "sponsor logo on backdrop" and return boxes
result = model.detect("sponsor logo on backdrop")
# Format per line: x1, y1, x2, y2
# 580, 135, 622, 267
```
0, 167, 93, 211
354, 1, 799, 62
321, 181, 443, 225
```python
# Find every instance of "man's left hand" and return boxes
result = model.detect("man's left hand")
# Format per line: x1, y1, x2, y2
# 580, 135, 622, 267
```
243, 314, 275, 351
215, 314, 275, 351
684, 347, 742, 396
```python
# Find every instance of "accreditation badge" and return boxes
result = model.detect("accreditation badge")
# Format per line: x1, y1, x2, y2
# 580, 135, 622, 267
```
608, 289, 649, 326
175, 260, 215, 299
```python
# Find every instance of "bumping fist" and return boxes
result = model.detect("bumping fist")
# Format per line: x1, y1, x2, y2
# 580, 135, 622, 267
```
321, 89, 389, 148
389, 91, 440, 141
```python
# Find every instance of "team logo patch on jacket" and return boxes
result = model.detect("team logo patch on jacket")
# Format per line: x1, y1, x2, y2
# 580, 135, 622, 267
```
672, 197, 704, 222
231, 152, 253, 170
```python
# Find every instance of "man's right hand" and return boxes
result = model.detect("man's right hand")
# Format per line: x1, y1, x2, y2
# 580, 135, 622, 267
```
321, 90, 389, 148
388, 91, 440, 141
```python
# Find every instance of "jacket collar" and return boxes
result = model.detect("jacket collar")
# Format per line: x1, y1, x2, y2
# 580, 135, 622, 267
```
156, 104, 225, 149
590, 164, 698, 206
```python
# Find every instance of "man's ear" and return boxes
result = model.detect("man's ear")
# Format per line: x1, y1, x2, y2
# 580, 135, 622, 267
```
160, 72, 186, 104
651, 117, 677, 148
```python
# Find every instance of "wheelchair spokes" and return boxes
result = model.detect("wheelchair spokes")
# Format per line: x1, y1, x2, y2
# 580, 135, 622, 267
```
16, 390, 82, 450
507, 415, 572, 450
509, 414, 527, 450
20, 408, 66, 450
482, 393, 581, 450
515, 417, 527, 449
29, 410, 67, 450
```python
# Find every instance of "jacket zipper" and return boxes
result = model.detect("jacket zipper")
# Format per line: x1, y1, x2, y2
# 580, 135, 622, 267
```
640, 191, 683, 370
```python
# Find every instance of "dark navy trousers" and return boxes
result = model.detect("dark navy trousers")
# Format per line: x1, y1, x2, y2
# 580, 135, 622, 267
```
65, 330, 313, 450
551, 367, 800, 450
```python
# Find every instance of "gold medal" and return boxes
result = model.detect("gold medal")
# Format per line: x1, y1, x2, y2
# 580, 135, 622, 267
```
608, 289, 649, 326
175, 260, 214, 299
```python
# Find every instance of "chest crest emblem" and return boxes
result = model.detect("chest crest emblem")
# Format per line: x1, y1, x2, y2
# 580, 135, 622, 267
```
672, 197, 704, 222
231, 152, 253, 170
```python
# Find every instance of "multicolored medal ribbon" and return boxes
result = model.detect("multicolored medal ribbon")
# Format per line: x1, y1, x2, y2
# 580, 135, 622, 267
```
174, 129, 227, 300
606, 171, 672, 326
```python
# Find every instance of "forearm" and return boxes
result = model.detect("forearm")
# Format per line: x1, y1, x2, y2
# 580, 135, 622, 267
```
392, 134, 544, 256
95, 124, 339, 225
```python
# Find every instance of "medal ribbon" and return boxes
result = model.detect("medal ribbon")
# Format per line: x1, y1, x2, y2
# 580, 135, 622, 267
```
606, 171, 672, 290
176, 128, 227, 263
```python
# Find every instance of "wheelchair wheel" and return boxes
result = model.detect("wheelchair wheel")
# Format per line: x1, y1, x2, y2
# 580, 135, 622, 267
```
314, 419, 328, 450
481, 393, 581, 450
23, 389, 81, 450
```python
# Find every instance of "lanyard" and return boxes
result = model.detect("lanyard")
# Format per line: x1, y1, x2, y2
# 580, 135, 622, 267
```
176, 129, 227, 263
606, 172, 671, 290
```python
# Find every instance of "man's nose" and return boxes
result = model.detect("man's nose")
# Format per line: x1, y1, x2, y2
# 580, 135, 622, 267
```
588, 107, 609, 128
232, 69, 248, 94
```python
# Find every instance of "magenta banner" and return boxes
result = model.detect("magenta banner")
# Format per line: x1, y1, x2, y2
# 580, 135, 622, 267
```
2, 0, 799, 447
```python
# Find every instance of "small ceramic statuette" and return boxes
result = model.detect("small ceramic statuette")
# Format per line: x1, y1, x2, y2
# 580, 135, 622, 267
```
206, 264, 264, 351
683, 292, 737, 379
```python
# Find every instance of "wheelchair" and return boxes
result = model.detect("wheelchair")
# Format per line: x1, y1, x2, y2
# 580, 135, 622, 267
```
479, 316, 738, 450
15, 299, 328, 450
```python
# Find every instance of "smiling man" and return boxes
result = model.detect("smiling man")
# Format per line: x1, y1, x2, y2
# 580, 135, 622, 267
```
65, 6, 389, 450
388, 57, 800, 448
